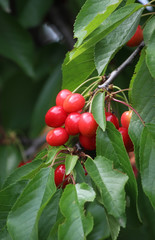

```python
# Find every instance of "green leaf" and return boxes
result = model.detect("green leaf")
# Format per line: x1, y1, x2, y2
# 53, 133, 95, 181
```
129, 51, 155, 168
58, 183, 96, 240
3, 159, 43, 188
0, 227, 12, 240
15, 0, 53, 28
0, 10, 35, 78
38, 190, 62, 240
146, 31, 155, 78
95, 8, 143, 74
30, 67, 62, 137
96, 123, 139, 219
65, 155, 79, 175
47, 217, 64, 240
7, 168, 56, 240
62, 48, 95, 91
106, 214, 121, 240
0, 145, 21, 189
0, 180, 27, 229
85, 156, 128, 220
140, 124, 155, 208
92, 92, 106, 131
87, 201, 110, 240
143, 16, 155, 45
74, 0, 123, 46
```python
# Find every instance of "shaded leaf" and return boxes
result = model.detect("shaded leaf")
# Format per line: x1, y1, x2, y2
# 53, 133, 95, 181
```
143, 16, 155, 45
140, 124, 155, 208
65, 155, 79, 175
145, 31, 155, 78
92, 92, 106, 131
0, 227, 12, 240
58, 183, 95, 240
74, 0, 123, 46
7, 168, 56, 240
0, 10, 35, 77
85, 156, 128, 220
106, 215, 121, 240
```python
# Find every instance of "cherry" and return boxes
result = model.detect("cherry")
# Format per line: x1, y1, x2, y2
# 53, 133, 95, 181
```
46, 128, 69, 146
65, 112, 81, 135
121, 110, 132, 129
105, 112, 119, 129
79, 134, 96, 151
63, 93, 85, 113
45, 106, 67, 128
126, 25, 143, 47
79, 112, 98, 137
54, 164, 69, 188
18, 160, 32, 167
56, 89, 72, 107
119, 127, 134, 152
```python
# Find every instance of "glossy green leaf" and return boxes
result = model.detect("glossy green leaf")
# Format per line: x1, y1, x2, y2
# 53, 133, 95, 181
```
146, 31, 155, 78
30, 67, 62, 137
143, 17, 155, 45
87, 201, 110, 240
38, 190, 62, 240
140, 124, 155, 208
0, 10, 35, 77
0, 145, 21, 189
74, 0, 123, 46
58, 183, 95, 240
15, 0, 53, 28
7, 168, 56, 240
62, 48, 95, 91
70, 4, 143, 62
95, 8, 143, 74
92, 92, 106, 131
85, 156, 128, 220
129, 51, 155, 168
65, 155, 79, 175
0, 180, 27, 229
3, 159, 43, 188
96, 123, 139, 218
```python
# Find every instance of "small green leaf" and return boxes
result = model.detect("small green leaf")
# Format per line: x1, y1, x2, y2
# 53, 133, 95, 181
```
0, 10, 35, 77
74, 0, 123, 46
140, 124, 155, 208
65, 155, 79, 175
58, 183, 96, 240
85, 156, 128, 220
7, 168, 56, 240
0, 181, 28, 229
92, 92, 106, 131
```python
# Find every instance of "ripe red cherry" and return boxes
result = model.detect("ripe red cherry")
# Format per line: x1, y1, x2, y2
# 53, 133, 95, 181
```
126, 25, 143, 47
63, 93, 85, 113
18, 160, 32, 168
56, 89, 72, 107
45, 106, 67, 128
79, 134, 96, 151
105, 112, 119, 129
121, 110, 132, 129
119, 127, 134, 152
46, 128, 69, 146
54, 164, 69, 188
65, 112, 81, 135
79, 112, 98, 137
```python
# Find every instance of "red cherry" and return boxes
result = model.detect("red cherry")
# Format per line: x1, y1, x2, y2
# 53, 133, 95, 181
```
54, 164, 69, 188
126, 25, 143, 47
119, 127, 134, 152
79, 112, 98, 137
121, 110, 132, 129
65, 112, 81, 135
56, 89, 72, 107
79, 134, 96, 151
63, 93, 85, 113
18, 160, 32, 168
105, 112, 119, 129
45, 106, 67, 128
46, 128, 69, 146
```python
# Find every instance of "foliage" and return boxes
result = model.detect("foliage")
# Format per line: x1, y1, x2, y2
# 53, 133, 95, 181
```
0, 0, 155, 240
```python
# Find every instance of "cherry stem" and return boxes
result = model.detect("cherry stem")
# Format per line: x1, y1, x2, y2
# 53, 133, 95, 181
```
72, 76, 102, 93
50, 149, 69, 167
112, 97, 145, 126
70, 175, 76, 185
142, 12, 155, 17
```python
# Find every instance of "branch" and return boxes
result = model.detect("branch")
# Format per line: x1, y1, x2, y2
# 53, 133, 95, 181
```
98, 41, 145, 89
24, 134, 46, 159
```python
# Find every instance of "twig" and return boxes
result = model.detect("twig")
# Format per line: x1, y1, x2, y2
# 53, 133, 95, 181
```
98, 41, 145, 89
24, 134, 46, 158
